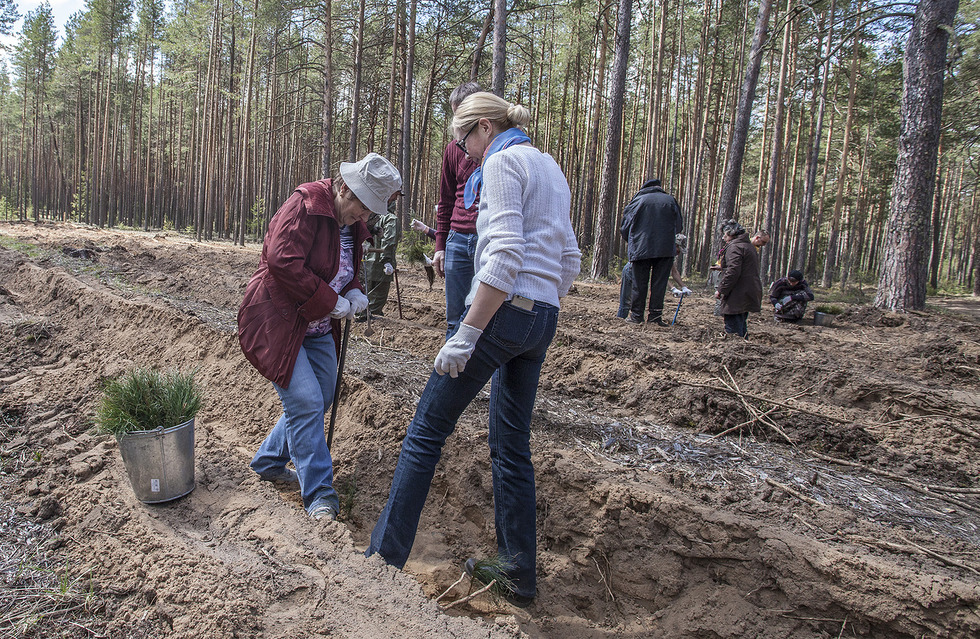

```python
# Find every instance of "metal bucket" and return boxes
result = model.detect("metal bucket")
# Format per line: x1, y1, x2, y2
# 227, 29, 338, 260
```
813, 311, 835, 327
117, 418, 195, 503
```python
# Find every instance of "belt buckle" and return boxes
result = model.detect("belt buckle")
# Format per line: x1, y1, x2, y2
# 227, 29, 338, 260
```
511, 295, 534, 311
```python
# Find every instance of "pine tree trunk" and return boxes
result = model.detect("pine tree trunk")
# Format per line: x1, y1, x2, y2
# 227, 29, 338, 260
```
874, 0, 960, 312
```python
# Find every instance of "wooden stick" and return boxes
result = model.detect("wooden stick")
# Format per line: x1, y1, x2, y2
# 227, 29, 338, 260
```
812, 452, 980, 516
766, 478, 825, 509
434, 572, 468, 603
439, 579, 496, 610
722, 367, 795, 444
674, 378, 849, 422
897, 535, 980, 576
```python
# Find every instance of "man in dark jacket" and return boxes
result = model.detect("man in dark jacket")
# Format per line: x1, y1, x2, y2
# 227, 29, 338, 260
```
769, 269, 814, 322
715, 220, 762, 338
619, 178, 683, 325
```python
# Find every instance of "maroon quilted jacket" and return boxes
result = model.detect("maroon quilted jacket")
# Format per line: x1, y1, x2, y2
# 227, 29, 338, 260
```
238, 179, 370, 388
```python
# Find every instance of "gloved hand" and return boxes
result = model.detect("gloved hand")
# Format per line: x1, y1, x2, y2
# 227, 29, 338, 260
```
329, 295, 353, 319
344, 289, 369, 315
424, 254, 433, 266
411, 219, 428, 234
434, 323, 483, 378
383, 263, 394, 276
671, 287, 682, 297
682, 286, 692, 295
774, 302, 783, 312
780, 295, 792, 306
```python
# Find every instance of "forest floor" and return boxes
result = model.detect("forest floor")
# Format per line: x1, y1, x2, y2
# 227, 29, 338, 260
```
1, 221, 979, 639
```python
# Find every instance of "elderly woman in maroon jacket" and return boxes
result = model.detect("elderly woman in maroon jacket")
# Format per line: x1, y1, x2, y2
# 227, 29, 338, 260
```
714, 220, 762, 338
238, 153, 402, 521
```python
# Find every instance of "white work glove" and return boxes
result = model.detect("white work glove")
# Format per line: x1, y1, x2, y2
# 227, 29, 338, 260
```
780, 295, 792, 306
383, 263, 394, 276
682, 286, 692, 295
774, 302, 783, 312
433, 250, 446, 277
434, 323, 483, 378
411, 219, 428, 233
328, 294, 353, 319
671, 287, 682, 297
344, 289, 369, 315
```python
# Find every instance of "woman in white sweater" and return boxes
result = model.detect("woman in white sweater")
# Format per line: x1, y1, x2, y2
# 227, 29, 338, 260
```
367, 92, 581, 607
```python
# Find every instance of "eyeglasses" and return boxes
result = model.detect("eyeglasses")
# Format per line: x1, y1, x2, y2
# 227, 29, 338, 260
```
455, 122, 478, 154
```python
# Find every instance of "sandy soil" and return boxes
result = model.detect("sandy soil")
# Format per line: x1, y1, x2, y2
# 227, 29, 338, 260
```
1, 221, 979, 639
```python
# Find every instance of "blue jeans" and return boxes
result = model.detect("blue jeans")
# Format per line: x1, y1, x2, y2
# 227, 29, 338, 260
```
444, 230, 478, 339
250, 333, 340, 513
367, 300, 559, 599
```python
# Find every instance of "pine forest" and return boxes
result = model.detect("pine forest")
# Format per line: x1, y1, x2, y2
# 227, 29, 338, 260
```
3, 0, 979, 301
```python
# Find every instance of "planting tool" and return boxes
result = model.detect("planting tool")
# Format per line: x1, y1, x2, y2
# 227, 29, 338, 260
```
364, 307, 375, 337
671, 291, 686, 326
393, 268, 404, 319
327, 318, 351, 449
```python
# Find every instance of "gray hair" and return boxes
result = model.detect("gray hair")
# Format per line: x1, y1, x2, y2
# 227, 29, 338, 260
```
449, 82, 483, 111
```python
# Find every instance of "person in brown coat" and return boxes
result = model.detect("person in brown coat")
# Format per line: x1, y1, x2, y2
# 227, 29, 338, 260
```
714, 220, 762, 338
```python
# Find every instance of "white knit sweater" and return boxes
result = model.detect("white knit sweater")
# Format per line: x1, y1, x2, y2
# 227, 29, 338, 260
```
466, 144, 581, 308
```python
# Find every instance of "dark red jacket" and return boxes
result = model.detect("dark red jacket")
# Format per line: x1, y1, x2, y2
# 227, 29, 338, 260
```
238, 179, 370, 388
434, 142, 478, 252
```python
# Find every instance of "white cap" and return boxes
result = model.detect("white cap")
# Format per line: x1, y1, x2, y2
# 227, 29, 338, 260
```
339, 153, 402, 216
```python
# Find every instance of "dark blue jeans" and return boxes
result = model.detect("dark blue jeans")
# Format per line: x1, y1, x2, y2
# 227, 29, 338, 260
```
444, 230, 478, 339
724, 312, 749, 338
367, 300, 559, 599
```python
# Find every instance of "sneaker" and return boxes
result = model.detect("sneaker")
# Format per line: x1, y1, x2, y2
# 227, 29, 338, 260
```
463, 558, 535, 608
624, 315, 643, 324
308, 501, 337, 521
257, 467, 299, 486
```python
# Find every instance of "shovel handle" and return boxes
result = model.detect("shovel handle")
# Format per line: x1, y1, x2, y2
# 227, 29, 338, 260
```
327, 318, 351, 449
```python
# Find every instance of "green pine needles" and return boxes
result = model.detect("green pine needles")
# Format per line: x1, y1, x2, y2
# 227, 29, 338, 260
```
94, 368, 202, 438
467, 556, 517, 600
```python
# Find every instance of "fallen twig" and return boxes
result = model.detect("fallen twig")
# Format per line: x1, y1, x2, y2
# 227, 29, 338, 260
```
439, 579, 496, 611
434, 572, 468, 603
675, 378, 848, 423
766, 477, 825, 509
720, 367, 794, 445
811, 452, 980, 516
593, 555, 615, 602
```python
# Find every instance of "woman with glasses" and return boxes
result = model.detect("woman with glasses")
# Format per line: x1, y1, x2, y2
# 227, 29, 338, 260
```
367, 92, 581, 607
238, 153, 402, 521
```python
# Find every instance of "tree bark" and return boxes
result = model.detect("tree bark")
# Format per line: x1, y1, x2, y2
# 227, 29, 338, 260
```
874, 0, 959, 312
591, 0, 632, 279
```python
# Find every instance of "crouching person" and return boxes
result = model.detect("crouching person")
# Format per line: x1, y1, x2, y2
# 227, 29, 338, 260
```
769, 269, 814, 323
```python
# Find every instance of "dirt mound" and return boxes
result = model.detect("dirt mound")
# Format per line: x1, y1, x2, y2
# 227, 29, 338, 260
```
2, 222, 979, 638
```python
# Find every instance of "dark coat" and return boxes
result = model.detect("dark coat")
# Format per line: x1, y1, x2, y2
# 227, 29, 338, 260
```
769, 276, 814, 320
619, 180, 683, 260
238, 179, 370, 388
717, 233, 762, 315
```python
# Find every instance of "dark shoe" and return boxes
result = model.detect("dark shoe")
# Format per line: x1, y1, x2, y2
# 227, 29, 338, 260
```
648, 318, 669, 327
258, 467, 299, 486
625, 315, 643, 324
463, 558, 535, 608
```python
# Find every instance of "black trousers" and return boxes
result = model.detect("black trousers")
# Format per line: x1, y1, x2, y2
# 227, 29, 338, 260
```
724, 312, 749, 337
629, 257, 674, 322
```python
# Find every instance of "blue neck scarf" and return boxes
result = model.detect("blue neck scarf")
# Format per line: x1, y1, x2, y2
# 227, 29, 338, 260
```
463, 127, 532, 209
